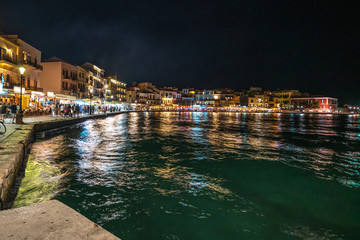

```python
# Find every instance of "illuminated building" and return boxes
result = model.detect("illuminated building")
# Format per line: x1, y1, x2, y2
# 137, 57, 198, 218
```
1, 35, 44, 107
274, 90, 301, 109
180, 88, 195, 106
248, 94, 271, 109
104, 76, 127, 102
40, 57, 79, 100
290, 96, 338, 111
126, 86, 140, 104
195, 90, 221, 107
77, 66, 89, 99
0, 35, 19, 100
81, 62, 105, 99
159, 87, 180, 106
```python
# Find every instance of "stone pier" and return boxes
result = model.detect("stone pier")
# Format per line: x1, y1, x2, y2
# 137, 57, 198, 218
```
0, 200, 120, 239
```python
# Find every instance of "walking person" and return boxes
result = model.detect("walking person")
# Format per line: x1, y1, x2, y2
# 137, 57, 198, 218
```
68, 104, 72, 117
10, 103, 17, 124
60, 104, 64, 117
71, 104, 76, 117
0, 102, 7, 122
76, 104, 80, 117
51, 104, 56, 117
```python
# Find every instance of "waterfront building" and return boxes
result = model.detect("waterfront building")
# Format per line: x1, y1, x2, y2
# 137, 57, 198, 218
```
81, 62, 105, 99
248, 94, 271, 109
40, 57, 79, 101
126, 86, 140, 104
4, 35, 44, 108
137, 82, 161, 106
139, 90, 161, 106
274, 90, 301, 109
290, 96, 338, 111
138, 82, 156, 92
0, 35, 19, 103
195, 89, 221, 108
77, 66, 89, 99
3, 35, 43, 91
268, 96, 280, 109
104, 76, 127, 102
218, 89, 237, 108
180, 88, 195, 106
235, 91, 249, 107
159, 87, 179, 106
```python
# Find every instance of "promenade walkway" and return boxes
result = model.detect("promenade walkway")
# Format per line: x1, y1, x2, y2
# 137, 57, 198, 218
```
0, 112, 123, 142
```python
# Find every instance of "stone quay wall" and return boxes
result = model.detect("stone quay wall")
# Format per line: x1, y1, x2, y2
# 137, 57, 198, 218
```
0, 111, 128, 209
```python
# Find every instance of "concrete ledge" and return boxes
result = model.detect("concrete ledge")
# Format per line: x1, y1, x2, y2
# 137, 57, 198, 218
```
33, 111, 128, 132
0, 200, 120, 239
0, 124, 34, 208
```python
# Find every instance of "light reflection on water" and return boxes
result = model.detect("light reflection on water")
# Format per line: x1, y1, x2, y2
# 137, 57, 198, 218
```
14, 112, 360, 239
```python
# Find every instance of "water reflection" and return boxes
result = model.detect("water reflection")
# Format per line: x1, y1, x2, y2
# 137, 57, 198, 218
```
14, 112, 360, 240
13, 135, 72, 207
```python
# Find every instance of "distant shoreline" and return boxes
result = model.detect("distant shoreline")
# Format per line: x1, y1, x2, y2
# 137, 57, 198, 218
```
138, 110, 358, 115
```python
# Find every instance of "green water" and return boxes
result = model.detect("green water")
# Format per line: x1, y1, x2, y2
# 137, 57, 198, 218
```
14, 112, 360, 239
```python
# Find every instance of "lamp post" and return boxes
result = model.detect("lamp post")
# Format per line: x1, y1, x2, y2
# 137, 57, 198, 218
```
18, 66, 26, 123
89, 88, 93, 115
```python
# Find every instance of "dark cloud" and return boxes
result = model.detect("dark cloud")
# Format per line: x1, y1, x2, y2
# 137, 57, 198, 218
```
1, 0, 359, 104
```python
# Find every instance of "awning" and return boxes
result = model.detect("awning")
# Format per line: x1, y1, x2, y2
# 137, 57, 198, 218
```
0, 94, 14, 98
30, 91, 45, 96
55, 94, 77, 100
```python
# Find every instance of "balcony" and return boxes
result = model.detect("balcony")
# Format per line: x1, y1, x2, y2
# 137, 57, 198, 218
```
0, 55, 18, 67
23, 60, 43, 70
28, 86, 44, 92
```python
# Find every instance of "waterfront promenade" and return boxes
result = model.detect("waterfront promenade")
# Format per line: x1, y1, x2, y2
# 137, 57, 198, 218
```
0, 112, 117, 142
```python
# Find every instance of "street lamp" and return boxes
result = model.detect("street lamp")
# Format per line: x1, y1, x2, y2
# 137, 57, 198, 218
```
89, 88, 93, 115
18, 66, 26, 123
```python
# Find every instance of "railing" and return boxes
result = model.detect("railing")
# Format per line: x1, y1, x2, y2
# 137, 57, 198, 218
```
23, 60, 43, 70
0, 55, 18, 65
28, 86, 44, 92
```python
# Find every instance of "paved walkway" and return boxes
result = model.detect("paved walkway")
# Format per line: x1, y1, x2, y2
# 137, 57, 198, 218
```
0, 112, 123, 142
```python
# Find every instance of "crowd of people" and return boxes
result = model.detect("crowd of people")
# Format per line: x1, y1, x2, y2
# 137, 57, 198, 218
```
0, 101, 123, 124
50, 103, 122, 117
0, 102, 19, 123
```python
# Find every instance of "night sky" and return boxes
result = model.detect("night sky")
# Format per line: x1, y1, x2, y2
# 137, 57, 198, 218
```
1, 0, 359, 104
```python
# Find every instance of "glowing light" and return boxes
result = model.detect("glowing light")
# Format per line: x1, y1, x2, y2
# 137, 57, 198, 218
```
19, 66, 26, 75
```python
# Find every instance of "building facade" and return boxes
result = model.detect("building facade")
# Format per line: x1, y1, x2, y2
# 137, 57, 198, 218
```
82, 62, 105, 99
40, 57, 79, 98
274, 90, 301, 109
0, 35, 19, 95
290, 96, 338, 110
104, 76, 127, 102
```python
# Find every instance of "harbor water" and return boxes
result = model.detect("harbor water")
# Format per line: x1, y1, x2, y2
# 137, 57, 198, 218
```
14, 112, 360, 239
